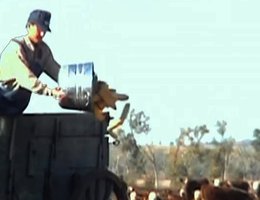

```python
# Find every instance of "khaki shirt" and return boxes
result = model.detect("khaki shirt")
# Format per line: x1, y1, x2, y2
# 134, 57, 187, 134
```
0, 35, 60, 95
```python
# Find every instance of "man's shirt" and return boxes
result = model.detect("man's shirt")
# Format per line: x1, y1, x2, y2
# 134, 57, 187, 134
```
0, 35, 60, 94
0, 35, 60, 115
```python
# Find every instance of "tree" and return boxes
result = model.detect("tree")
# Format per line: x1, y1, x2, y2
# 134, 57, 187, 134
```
214, 120, 234, 180
129, 109, 151, 134
252, 129, 260, 154
167, 124, 210, 180
110, 109, 152, 185
141, 145, 159, 188
216, 120, 227, 137
228, 145, 257, 180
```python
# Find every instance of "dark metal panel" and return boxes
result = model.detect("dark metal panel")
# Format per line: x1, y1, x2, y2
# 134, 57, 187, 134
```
7, 113, 109, 200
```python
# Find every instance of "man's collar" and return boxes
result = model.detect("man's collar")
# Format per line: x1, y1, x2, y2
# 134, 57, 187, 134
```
24, 36, 40, 51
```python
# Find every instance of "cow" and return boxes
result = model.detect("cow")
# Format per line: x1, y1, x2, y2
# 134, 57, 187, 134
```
182, 177, 257, 200
167, 194, 184, 200
165, 190, 184, 200
193, 190, 201, 200
219, 180, 251, 192
130, 190, 137, 200
252, 180, 260, 199
182, 178, 209, 200
201, 182, 256, 200
148, 191, 157, 200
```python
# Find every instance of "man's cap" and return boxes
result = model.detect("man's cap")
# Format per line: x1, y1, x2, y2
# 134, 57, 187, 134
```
27, 9, 51, 32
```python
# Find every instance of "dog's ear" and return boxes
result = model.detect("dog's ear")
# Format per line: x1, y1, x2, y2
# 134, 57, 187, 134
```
92, 81, 129, 121
93, 81, 129, 110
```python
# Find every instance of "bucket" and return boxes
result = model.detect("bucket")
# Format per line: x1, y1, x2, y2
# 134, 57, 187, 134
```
58, 62, 94, 111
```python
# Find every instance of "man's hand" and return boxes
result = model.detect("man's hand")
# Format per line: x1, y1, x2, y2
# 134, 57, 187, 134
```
51, 87, 66, 100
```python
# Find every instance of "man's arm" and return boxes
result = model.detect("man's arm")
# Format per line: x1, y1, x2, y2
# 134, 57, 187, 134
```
42, 46, 60, 82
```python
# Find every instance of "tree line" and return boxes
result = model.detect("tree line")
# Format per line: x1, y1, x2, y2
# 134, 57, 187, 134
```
109, 110, 260, 189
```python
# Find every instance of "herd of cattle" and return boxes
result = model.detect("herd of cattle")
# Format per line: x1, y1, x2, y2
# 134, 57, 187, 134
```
128, 178, 260, 200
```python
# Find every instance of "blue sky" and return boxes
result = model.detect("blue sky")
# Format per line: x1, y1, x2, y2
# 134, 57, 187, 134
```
1, 0, 260, 145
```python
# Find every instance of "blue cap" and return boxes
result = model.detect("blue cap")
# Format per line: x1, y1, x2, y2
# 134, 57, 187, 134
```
27, 9, 51, 32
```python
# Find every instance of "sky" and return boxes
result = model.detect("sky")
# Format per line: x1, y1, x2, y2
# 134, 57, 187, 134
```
1, 0, 260, 145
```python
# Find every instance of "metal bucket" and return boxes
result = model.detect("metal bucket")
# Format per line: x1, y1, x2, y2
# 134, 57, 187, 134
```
58, 62, 94, 111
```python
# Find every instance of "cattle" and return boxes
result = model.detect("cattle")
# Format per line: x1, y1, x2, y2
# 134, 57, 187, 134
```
182, 178, 209, 200
193, 190, 201, 200
167, 194, 183, 200
252, 180, 260, 199
201, 182, 256, 200
213, 178, 260, 198
165, 190, 184, 200
179, 188, 185, 197
148, 191, 157, 200
182, 178, 257, 200
130, 190, 137, 200
219, 180, 251, 192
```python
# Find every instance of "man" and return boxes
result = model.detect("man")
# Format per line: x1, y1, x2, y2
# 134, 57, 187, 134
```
0, 9, 65, 115
0, 9, 64, 199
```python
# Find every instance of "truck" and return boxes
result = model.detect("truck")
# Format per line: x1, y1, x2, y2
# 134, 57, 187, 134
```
0, 63, 129, 200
